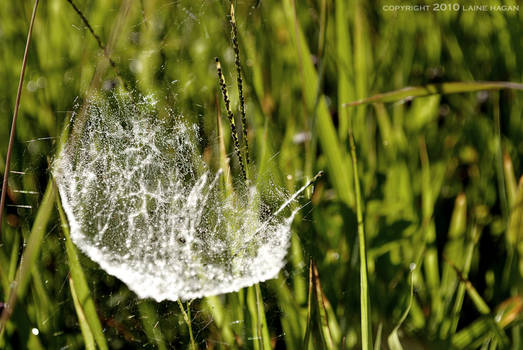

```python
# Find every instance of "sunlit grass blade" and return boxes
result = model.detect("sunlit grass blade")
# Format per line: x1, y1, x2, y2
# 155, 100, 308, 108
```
303, 259, 313, 349
348, 127, 372, 350
507, 176, 523, 284
446, 259, 490, 315
57, 190, 109, 350
418, 137, 443, 332
494, 296, 522, 329
374, 323, 383, 350
311, 261, 335, 350
0, 180, 55, 338
439, 194, 467, 338
503, 153, 518, 209
343, 81, 523, 107
447, 224, 482, 336
246, 285, 271, 350
387, 268, 415, 350
451, 317, 495, 349
351, 0, 373, 161
507, 177, 523, 248
69, 277, 96, 350
493, 93, 510, 223
30, 266, 52, 334
255, 284, 272, 350
283, 0, 354, 207
335, 0, 353, 142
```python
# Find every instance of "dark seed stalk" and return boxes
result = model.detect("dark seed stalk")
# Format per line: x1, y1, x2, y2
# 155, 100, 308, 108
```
216, 58, 247, 183
66, 0, 127, 88
230, 2, 250, 166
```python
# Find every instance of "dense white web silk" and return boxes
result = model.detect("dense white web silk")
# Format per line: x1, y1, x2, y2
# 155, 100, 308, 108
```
54, 92, 294, 301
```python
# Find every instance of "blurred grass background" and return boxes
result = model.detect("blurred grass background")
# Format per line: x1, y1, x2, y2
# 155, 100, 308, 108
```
1, 0, 523, 349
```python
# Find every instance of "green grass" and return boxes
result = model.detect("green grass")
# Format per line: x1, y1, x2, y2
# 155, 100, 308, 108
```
1, 0, 523, 349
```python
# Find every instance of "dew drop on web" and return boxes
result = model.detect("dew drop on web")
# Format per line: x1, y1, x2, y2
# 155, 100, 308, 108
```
53, 91, 298, 302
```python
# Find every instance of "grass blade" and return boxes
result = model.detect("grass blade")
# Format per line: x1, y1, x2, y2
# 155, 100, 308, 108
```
452, 315, 509, 349
374, 323, 383, 350
507, 177, 523, 249
283, 0, 354, 207
0, 180, 55, 337
348, 127, 372, 350
503, 153, 517, 209
311, 261, 335, 350
255, 284, 272, 350
439, 194, 467, 338
69, 277, 96, 350
452, 317, 492, 349
448, 224, 482, 335
495, 296, 522, 329
445, 256, 492, 317
387, 268, 415, 350
418, 137, 443, 332
177, 300, 197, 350
335, 0, 353, 141
303, 259, 313, 349
246, 285, 271, 350
343, 81, 523, 107
269, 276, 304, 350
57, 191, 108, 350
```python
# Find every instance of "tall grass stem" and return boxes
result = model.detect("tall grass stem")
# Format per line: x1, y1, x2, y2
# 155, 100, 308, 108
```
65, 0, 126, 89
178, 300, 197, 350
0, 0, 39, 241
349, 127, 373, 350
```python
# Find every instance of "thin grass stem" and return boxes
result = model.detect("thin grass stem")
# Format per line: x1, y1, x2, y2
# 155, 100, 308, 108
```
0, 181, 55, 337
303, 258, 313, 349
312, 261, 335, 350
0, 0, 39, 241
65, 0, 128, 90
348, 127, 373, 350
68, 0, 132, 148
254, 284, 271, 350
177, 300, 197, 350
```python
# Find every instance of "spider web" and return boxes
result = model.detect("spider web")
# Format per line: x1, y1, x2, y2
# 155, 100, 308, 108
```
53, 91, 294, 302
